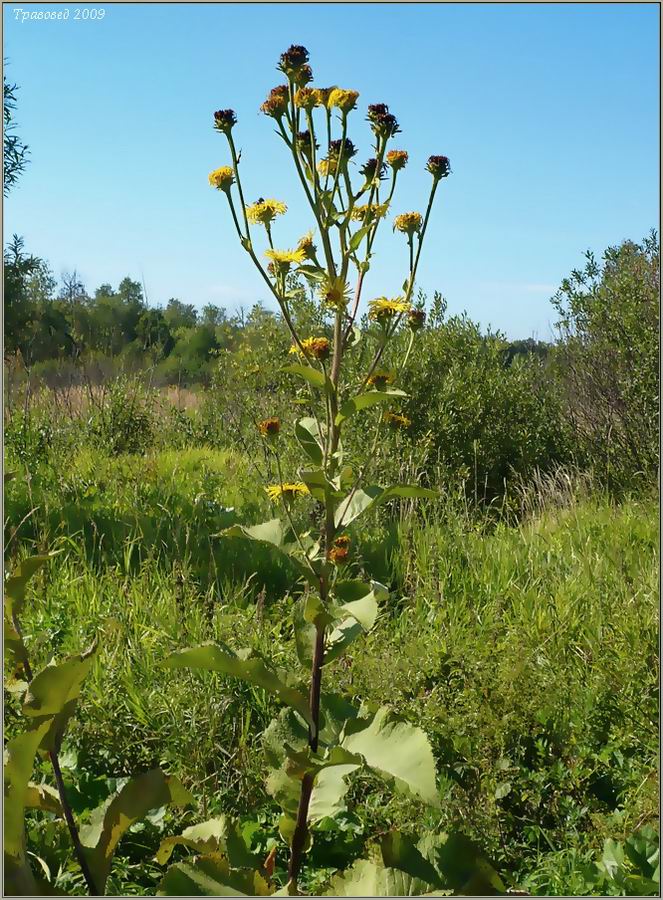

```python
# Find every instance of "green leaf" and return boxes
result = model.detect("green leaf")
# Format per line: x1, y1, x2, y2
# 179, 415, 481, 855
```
25, 782, 63, 815
299, 468, 343, 503
335, 485, 437, 528
155, 816, 259, 869
156, 854, 271, 896
283, 364, 329, 392
4, 554, 57, 618
22, 640, 99, 753
309, 761, 360, 823
80, 769, 193, 894
419, 832, 506, 895
381, 831, 442, 888
342, 707, 439, 806
324, 858, 438, 896
4, 723, 51, 896
335, 389, 407, 425
298, 264, 326, 283
324, 618, 364, 666
295, 418, 325, 466
221, 518, 288, 548
348, 226, 370, 253
163, 644, 312, 725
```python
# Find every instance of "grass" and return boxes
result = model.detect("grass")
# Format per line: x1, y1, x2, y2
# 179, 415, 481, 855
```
5, 441, 659, 894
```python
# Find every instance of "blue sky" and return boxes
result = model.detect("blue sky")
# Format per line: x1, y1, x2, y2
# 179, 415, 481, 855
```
4, 2, 660, 338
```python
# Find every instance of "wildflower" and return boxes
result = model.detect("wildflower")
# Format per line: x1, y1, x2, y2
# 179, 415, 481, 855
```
208, 166, 235, 192
261, 85, 289, 119
427, 155, 451, 180
368, 297, 411, 323
296, 130, 318, 156
213, 109, 237, 135
360, 158, 387, 181
278, 44, 309, 78
258, 417, 281, 439
367, 103, 400, 139
367, 370, 395, 389
329, 138, 357, 160
312, 87, 337, 108
327, 535, 351, 564
328, 88, 360, 114
320, 276, 351, 310
297, 232, 317, 260
289, 336, 331, 361
333, 534, 351, 549
293, 65, 314, 88
386, 149, 408, 171
246, 198, 287, 226
265, 482, 310, 503
264, 247, 306, 272
393, 212, 423, 236
317, 158, 337, 178
383, 411, 412, 429
294, 87, 319, 111
407, 308, 426, 331
351, 202, 389, 222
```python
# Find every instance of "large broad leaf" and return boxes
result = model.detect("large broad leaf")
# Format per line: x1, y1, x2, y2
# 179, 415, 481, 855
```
283, 364, 332, 394
22, 640, 99, 753
4, 554, 56, 618
324, 618, 364, 666
157, 854, 271, 896
417, 832, 506, 895
220, 520, 316, 586
335, 485, 437, 528
163, 644, 312, 725
80, 769, 193, 894
4, 614, 29, 676
4, 723, 51, 896
335, 390, 407, 425
309, 761, 360, 823
299, 468, 343, 503
295, 418, 325, 466
381, 832, 443, 888
324, 858, 439, 896
342, 707, 439, 807
156, 816, 260, 869
25, 782, 63, 815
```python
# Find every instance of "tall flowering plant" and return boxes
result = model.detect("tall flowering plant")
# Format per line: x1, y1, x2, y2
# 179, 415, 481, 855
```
162, 45, 462, 896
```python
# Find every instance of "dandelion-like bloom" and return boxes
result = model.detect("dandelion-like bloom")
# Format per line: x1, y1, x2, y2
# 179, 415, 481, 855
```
289, 336, 331, 361
264, 247, 306, 271
368, 297, 411, 323
408, 308, 426, 331
258, 417, 281, 439
317, 158, 337, 178
383, 411, 412, 429
208, 166, 235, 192
427, 155, 451, 180
246, 198, 287, 226
360, 158, 387, 181
312, 86, 337, 108
351, 203, 389, 222
386, 150, 409, 171
278, 44, 309, 77
328, 88, 360, 113
213, 109, 237, 134
327, 544, 350, 565
367, 370, 395, 389
265, 482, 310, 503
393, 212, 423, 236
261, 85, 289, 119
320, 276, 352, 310
294, 87, 319, 111
297, 232, 317, 260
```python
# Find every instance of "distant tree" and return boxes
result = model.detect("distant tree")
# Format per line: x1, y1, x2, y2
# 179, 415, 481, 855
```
136, 307, 173, 357
3, 73, 29, 195
3, 235, 40, 358
59, 270, 88, 306
164, 298, 198, 330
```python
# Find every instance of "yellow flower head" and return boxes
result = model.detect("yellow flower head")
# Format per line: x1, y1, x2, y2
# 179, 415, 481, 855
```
351, 202, 389, 223
312, 86, 337, 107
208, 166, 235, 192
317, 158, 337, 178
386, 150, 409, 171
246, 199, 287, 226
393, 212, 423, 236
367, 370, 395, 389
258, 417, 281, 439
289, 336, 331, 361
368, 297, 411, 323
327, 544, 350, 565
264, 247, 306, 271
297, 231, 317, 260
261, 85, 289, 118
294, 87, 319, 111
333, 534, 351, 549
328, 88, 359, 113
265, 482, 310, 503
320, 276, 351, 310
383, 411, 412, 429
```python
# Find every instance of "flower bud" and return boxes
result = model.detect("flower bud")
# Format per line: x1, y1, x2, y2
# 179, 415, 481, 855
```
213, 109, 237, 134
386, 149, 408, 171
278, 44, 310, 78
367, 103, 400, 139
258, 417, 281, 440
407, 308, 426, 331
293, 65, 314, 87
260, 85, 289, 119
360, 158, 387, 181
427, 155, 451, 180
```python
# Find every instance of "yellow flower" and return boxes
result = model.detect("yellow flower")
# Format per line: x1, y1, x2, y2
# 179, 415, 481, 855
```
312, 86, 337, 107
351, 203, 389, 222
265, 482, 310, 503
258, 417, 281, 438
367, 370, 395, 389
246, 199, 287, 226
386, 150, 409, 171
393, 212, 423, 236
368, 297, 411, 322
328, 88, 359, 113
297, 231, 317, 260
261, 85, 289, 118
383, 411, 412, 429
265, 247, 306, 271
317, 158, 337, 178
294, 87, 319, 110
289, 336, 331, 361
320, 276, 351, 309
208, 166, 235, 192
